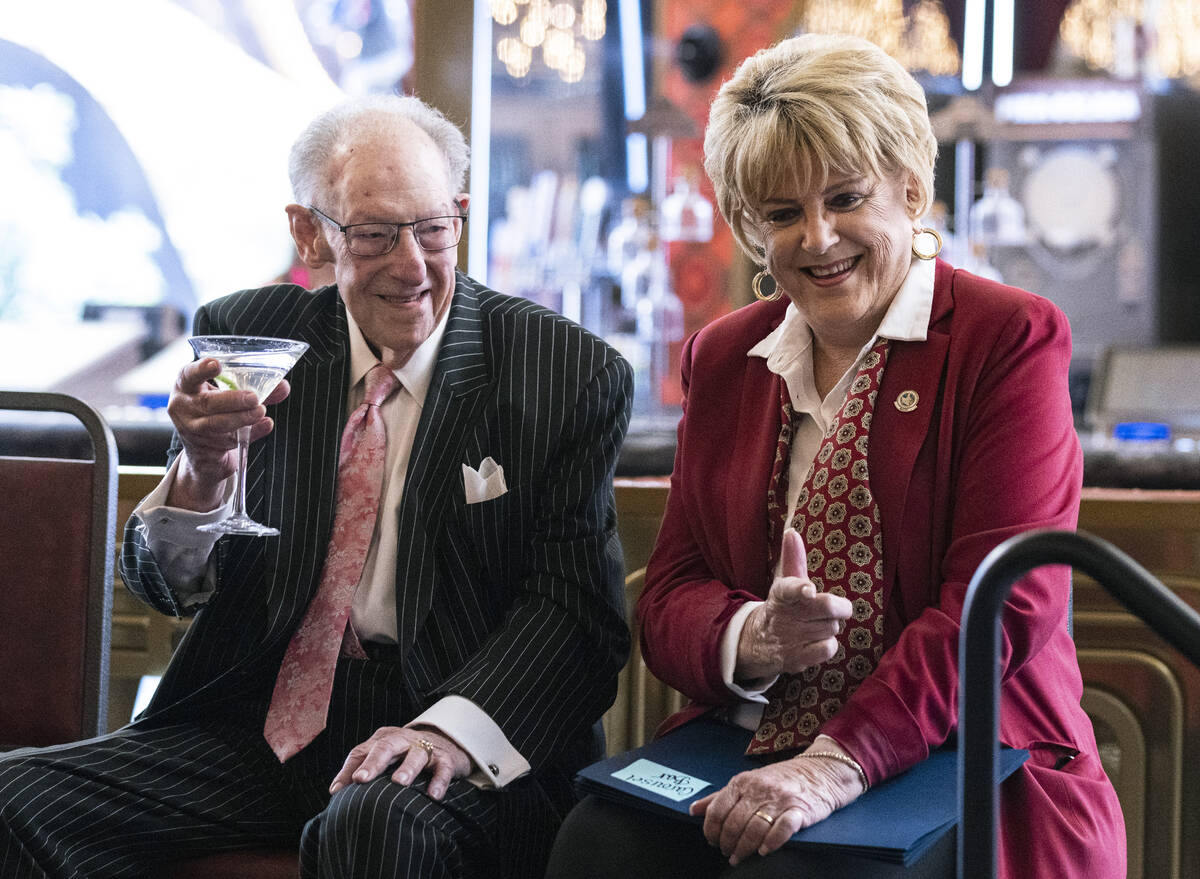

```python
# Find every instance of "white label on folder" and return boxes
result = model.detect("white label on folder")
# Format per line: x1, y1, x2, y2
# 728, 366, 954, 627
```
612, 759, 712, 801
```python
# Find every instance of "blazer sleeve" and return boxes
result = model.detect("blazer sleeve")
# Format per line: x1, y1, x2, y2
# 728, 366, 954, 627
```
434, 352, 635, 771
638, 329, 772, 705
822, 289, 1083, 783
119, 305, 213, 618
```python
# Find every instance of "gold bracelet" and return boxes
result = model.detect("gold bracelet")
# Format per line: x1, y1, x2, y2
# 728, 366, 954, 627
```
798, 750, 869, 793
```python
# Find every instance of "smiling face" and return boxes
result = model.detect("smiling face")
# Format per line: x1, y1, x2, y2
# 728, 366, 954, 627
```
757, 170, 918, 345
289, 118, 467, 369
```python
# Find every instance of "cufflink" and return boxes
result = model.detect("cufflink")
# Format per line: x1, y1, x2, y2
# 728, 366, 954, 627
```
488, 763, 500, 775
894, 390, 919, 412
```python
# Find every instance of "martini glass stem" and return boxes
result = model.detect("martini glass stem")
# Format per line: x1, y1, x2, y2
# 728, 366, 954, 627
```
232, 424, 252, 522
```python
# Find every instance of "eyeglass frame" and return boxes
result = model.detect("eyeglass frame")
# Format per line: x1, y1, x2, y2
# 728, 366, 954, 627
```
307, 204, 467, 256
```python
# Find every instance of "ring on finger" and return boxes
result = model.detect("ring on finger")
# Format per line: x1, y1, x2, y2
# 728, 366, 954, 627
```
417, 738, 435, 755
753, 809, 774, 825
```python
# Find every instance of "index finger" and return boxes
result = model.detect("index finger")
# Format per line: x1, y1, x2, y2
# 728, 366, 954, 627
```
351, 737, 407, 785
330, 745, 369, 794
177, 357, 222, 393
261, 377, 290, 406
768, 578, 852, 620
810, 590, 854, 619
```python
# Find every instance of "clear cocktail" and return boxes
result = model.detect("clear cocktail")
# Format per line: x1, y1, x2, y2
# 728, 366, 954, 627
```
187, 335, 310, 536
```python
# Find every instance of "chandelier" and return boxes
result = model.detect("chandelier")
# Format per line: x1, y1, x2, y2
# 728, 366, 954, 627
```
1060, 0, 1200, 79
795, 0, 961, 77
492, 0, 607, 83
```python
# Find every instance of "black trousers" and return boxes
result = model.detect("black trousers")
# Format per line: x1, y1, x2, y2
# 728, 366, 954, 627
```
0, 655, 501, 879
544, 795, 957, 879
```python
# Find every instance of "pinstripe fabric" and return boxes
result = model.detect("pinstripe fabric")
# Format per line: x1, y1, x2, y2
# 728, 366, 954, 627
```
1, 274, 632, 878
0, 723, 301, 879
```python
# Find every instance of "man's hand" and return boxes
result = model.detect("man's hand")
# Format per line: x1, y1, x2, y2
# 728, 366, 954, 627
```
735, 529, 853, 681
329, 727, 472, 801
165, 357, 289, 512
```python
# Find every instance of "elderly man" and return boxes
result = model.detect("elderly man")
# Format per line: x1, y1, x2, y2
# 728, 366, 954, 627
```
0, 94, 632, 879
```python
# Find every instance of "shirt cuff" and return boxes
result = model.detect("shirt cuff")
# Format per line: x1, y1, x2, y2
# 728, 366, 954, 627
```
132, 455, 232, 606
408, 695, 531, 790
720, 600, 777, 701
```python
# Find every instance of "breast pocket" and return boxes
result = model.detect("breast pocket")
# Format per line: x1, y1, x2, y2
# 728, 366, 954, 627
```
455, 486, 519, 569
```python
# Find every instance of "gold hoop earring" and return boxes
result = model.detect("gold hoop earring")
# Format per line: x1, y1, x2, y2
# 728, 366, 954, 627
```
912, 227, 943, 260
752, 269, 783, 302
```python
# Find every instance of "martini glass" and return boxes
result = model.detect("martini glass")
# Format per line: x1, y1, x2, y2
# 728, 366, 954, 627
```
188, 335, 310, 536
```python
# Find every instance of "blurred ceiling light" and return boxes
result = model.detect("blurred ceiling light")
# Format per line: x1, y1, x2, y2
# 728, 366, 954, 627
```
494, 0, 606, 82
797, 0, 961, 77
1061, 0, 1200, 79
334, 30, 363, 60
493, 0, 519, 26
497, 35, 533, 77
550, 3, 576, 30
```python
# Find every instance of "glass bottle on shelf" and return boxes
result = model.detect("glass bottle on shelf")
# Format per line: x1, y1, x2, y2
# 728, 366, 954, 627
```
638, 232, 684, 417
606, 198, 650, 289
968, 167, 1026, 249
609, 222, 684, 418
659, 168, 713, 243
573, 176, 611, 334
965, 240, 1004, 283
607, 218, 652, 412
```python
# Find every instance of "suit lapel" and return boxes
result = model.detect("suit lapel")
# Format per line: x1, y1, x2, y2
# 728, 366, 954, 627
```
393, 277, 493, 653
257, 290, 349, 642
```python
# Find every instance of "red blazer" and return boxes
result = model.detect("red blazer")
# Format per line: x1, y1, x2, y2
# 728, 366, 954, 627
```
639, 260, 1125, 878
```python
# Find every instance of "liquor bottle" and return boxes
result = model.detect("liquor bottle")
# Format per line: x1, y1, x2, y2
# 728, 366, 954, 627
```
968, 167, 1026, 248
606, 197, 651, 297
639, 234, 684, 416
621, 226, 684, 417
659, 169, 714, 243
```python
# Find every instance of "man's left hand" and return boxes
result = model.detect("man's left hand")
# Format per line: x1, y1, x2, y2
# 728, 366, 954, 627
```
329, 727, 471, 801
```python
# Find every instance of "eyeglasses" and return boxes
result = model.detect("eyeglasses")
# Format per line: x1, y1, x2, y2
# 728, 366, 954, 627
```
308, 205, 466, 257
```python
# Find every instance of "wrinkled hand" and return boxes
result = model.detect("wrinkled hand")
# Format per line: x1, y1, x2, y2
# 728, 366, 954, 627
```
689, 746, 865, 866
329, 727, 471, 801
736, 530, 853, 681
165, 357, 289, 511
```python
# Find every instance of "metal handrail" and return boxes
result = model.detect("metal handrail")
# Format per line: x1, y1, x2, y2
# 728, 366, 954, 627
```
957, 528, 1200, 878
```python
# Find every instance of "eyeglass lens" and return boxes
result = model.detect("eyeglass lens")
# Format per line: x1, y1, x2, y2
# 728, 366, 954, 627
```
346, 216, 463, 256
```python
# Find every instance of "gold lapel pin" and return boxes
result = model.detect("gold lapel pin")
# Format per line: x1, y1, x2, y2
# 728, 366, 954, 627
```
894, 390, 919, 412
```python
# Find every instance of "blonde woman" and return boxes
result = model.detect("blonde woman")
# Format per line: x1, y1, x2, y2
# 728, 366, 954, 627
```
548, 33, 1123, 879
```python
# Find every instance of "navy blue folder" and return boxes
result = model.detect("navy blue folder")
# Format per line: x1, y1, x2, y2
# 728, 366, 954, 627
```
576, 717, 1028, 865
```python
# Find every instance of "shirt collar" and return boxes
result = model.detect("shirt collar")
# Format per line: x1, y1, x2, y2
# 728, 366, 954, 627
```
344, 302, 450, 406
747, 254, 934, 367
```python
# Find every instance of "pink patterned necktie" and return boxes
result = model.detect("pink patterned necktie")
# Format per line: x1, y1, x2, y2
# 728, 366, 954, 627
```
264, 362, 400, 762
748, 338, 889, 756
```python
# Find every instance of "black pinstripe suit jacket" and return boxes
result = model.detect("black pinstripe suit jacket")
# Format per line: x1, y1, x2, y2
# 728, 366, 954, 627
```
120, 272, 633, 786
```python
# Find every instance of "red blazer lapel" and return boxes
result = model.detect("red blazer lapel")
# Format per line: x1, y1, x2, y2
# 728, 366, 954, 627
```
726, 356, 785, 597
871, 260, 954, 616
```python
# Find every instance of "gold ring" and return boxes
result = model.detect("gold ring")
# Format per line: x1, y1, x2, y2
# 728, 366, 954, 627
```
417, 738, 435, 755
753, 809, 774, 825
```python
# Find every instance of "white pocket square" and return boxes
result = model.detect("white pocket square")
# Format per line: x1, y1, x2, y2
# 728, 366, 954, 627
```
463, 457, 507, 504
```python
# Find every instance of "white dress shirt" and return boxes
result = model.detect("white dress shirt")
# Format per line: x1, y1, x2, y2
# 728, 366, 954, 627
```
718, 255, 935, 728
133, 306, 530, 787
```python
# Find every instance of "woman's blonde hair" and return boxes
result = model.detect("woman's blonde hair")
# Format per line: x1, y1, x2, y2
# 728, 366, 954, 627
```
703, 33, 937, 258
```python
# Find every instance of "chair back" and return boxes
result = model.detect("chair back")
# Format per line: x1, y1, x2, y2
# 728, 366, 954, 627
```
601, 567, 689, 755
0, 391, 117, 747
